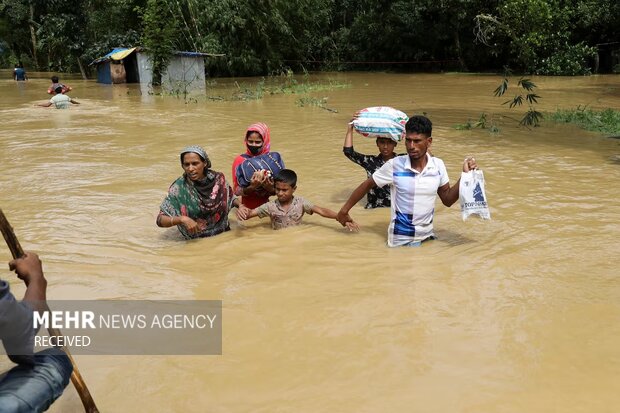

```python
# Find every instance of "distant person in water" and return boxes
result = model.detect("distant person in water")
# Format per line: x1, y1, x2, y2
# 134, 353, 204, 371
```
13, 64, 27, 81
237, 168, 358, 231
47, 75, 72, 94
37, 86, 79, 109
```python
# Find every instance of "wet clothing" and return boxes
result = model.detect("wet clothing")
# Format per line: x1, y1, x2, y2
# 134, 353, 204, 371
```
49, 94, 71, 109
13, 68, 26, 81
48, 83, 70, 94
0, 280, 72, 412
0, 280, 36, 363
0, 348, 73, 413
255, 196, 314, 230
232, 123, 276, 209
343, 146, 403, 209
159, 170, 235, 239
372, 154, 449, 247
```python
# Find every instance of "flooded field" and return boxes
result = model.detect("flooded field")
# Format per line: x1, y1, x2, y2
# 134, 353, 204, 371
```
1, 71, 619, 412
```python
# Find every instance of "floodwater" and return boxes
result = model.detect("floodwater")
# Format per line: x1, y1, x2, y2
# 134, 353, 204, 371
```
0, 71, 619, 412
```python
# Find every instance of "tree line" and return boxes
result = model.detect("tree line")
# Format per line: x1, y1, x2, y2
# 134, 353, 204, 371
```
1, 0, 618, 78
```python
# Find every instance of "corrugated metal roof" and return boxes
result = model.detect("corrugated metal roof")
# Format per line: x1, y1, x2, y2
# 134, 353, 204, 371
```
173, 51, 225, 57
90, 47, 224, 66
89, 48, 133, 65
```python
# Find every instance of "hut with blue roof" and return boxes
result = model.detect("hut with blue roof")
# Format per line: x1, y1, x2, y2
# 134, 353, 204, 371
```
89, 47, 223, 90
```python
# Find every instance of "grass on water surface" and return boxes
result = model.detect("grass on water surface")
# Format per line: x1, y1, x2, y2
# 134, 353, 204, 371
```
550, 106, 620, 137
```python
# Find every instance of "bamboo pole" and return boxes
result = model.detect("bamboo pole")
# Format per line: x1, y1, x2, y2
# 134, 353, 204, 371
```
0, 208, 99, 413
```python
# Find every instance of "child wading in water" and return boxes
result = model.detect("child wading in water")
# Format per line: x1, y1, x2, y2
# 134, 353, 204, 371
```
48, 75, 72, 94
238, 169, 358, 231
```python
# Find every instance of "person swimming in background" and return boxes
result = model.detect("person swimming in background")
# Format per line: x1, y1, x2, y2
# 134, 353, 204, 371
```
237, 168, 358, 231
37, 86, 79, 109
47, 75, 72, 94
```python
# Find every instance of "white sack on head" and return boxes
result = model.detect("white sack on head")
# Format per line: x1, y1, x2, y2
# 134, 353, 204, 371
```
352, 106, 408, 142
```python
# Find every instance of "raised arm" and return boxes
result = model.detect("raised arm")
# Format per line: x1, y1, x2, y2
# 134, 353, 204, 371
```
437, 157, 478, 207
343, 122, 355, 149
343, 116, 370, 166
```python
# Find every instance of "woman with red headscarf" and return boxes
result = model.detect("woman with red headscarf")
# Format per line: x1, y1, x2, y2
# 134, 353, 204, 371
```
231, 122, 277, 208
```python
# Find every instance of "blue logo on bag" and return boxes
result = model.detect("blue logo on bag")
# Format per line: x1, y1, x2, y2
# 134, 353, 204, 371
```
473, 183, 485, 202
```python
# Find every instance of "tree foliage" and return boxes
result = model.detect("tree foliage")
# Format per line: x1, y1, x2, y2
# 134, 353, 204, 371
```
81, 0, 144, 65
494, 74, 543, 127
475, 0, 600, 75
0, 0, 618, 76
140, 0, 177, 84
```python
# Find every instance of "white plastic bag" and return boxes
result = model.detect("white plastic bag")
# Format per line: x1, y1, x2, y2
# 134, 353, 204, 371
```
352, 106, 408, 142
459, 169, 491, 220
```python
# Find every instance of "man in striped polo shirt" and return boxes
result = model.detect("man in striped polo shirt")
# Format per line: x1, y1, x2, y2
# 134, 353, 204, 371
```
337, 115, 477, 247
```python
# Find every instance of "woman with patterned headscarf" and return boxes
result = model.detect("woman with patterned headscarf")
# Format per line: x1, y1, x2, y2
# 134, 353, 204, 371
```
231, 122, 278, 209
157, 145, 249, 239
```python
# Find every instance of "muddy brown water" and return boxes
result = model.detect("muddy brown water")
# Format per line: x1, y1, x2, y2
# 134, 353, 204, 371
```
1, 71, 619, 412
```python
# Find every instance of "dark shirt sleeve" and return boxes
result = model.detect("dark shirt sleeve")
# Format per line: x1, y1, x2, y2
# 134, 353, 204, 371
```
0, 280, 37, 365
343, 146, 372, 168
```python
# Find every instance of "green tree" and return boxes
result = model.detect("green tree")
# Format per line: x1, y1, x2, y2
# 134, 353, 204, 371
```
81, 0, 144, 66
36, 0, 89, 74
474, 0, 597, 74
1, 0, 619, 77
2, 0, 94, 74
0, 0, 40, 67
140, 0, 178, 84
169, 0, 333, 76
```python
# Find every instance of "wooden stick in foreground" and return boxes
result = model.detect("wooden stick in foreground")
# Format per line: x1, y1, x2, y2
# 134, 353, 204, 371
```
0, 208, 99, 413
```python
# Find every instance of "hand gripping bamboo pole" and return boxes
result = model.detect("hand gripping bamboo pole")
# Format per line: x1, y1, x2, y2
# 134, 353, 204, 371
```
0, 209, 99, 413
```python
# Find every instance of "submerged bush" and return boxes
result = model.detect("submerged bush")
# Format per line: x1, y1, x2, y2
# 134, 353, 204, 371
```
550, 107, 620, 135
